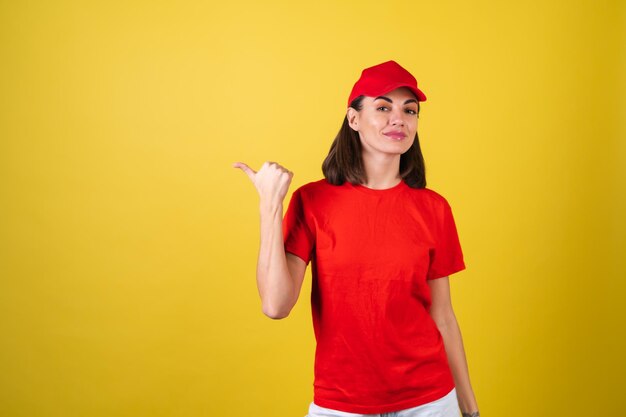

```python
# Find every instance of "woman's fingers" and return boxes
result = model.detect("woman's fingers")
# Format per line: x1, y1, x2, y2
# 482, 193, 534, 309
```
233, 161, 256, 182
235, 161, 294, 204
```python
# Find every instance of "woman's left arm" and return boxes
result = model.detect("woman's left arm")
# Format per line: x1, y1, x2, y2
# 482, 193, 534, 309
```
427, 276, 480, 417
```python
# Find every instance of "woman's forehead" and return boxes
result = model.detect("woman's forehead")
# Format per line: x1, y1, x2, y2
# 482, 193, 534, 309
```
368, 87, 418, 103
366, 87, 417, 103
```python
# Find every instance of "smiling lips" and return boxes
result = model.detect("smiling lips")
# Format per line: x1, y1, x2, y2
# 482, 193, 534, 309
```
383, 131, 407, 140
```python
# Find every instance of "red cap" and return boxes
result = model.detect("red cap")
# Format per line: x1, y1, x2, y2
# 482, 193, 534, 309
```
347, 60, 427, 107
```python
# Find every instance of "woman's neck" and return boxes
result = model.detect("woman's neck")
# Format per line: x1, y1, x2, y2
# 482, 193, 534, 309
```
361, 153, 402, 189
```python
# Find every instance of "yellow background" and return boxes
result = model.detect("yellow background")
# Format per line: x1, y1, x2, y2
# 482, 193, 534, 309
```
1, 1, 624, 416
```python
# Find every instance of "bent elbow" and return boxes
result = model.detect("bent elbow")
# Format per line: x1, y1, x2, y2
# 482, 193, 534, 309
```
262, 304, 291, 320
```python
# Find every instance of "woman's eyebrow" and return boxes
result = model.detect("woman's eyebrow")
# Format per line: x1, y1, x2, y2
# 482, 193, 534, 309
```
374, 96, 418, 105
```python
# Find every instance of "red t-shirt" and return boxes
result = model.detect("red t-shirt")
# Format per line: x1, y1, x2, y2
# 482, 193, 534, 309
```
282, 179, 466, 414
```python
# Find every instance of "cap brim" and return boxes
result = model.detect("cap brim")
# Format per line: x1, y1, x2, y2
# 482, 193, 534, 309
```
347, 82, 427, 107
383, 83, 427, 102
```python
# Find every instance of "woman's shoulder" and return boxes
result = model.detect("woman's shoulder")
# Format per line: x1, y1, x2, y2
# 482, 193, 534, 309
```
297, 178, 329, 189
405, 185, 453, 209
290, 179, 350, 206
293, 178, 340, 194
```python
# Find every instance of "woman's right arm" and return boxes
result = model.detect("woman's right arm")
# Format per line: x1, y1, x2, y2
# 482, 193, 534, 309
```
234, 161, 307, 319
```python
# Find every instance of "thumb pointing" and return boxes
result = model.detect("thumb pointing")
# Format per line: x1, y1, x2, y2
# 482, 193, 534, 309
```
233, 161, 256, 182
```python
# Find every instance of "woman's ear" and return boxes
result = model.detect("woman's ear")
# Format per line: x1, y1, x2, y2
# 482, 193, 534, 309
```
347, 107, 359, 131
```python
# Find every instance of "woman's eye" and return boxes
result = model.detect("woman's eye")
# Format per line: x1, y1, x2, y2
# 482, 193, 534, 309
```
377, 106, 389, 111
405, 108, 417, 115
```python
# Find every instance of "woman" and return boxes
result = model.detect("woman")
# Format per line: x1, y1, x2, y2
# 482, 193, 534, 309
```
234, 60, 480, 417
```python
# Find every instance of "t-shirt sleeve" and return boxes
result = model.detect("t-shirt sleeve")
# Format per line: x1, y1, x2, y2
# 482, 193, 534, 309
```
427, 199, 466, 279
282, 187, 315, 264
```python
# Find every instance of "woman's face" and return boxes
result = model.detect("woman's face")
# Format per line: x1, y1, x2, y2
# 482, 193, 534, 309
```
347, 87, 418, 159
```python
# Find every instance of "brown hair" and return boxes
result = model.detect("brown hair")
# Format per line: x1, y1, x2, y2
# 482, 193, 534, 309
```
321, 96, 426, 188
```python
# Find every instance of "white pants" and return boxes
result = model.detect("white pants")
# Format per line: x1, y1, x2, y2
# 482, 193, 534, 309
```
305, 388, 459, 417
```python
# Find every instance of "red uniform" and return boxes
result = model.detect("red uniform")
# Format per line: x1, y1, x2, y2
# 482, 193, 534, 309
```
283, 179, 466, 414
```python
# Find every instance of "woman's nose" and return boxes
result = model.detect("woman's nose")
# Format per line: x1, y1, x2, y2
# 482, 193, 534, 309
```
389, 108, 405, 126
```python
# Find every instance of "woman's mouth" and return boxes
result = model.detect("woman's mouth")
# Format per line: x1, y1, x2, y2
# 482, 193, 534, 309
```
383, 131, 406, 140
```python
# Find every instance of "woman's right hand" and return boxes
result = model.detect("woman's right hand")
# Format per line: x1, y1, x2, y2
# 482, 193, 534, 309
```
233, 161, 294, 207
233, 161, 304, 319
